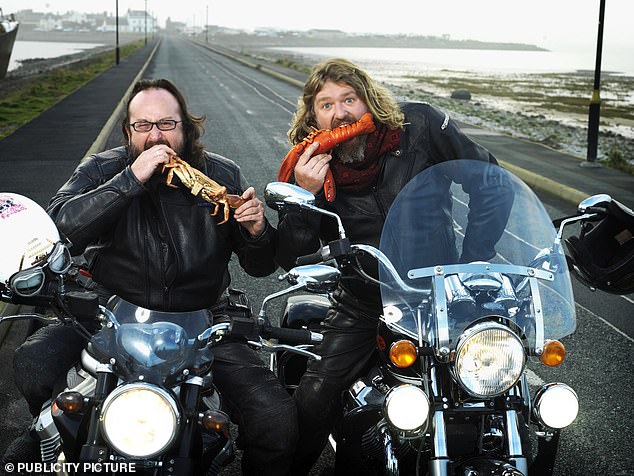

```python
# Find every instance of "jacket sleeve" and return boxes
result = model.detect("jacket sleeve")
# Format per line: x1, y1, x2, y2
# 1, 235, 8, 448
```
426, 105, 497, 166
425, 105, 513, 262
47, 154, 147, 255
229, 169, 279, 277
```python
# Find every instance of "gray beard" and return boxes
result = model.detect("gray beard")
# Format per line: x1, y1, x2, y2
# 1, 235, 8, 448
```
335, 137, 367, 164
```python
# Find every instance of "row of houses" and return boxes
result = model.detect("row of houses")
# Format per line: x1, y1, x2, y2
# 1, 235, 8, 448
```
14, 9, 158, 33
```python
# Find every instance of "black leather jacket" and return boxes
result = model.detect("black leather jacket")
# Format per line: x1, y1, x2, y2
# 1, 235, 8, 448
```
48, 146, 276, 311
276, 102, 511, 306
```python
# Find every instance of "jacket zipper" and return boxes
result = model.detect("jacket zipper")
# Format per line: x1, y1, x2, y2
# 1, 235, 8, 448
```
372, 156, 390, 219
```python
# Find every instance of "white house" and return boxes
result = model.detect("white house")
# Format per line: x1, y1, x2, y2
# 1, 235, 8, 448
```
126, 9, 156, 33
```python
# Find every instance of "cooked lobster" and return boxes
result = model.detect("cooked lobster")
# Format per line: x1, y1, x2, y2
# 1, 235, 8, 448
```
278, 112, 376, 201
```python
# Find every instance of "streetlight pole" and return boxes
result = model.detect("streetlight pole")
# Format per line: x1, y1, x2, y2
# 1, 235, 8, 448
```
115, 0, 119, 64
144, 0, 147, 45
206, 5, 208, 43
584, 0, 606, 166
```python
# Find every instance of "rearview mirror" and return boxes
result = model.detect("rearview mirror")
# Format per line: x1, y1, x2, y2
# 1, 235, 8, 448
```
284, 265, 341, 293
264, 182, 316, 211
578, 194, 611, 213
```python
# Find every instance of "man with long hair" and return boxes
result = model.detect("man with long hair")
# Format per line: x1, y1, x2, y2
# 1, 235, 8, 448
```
5, 79, 296, 475
276, 59, 504, 474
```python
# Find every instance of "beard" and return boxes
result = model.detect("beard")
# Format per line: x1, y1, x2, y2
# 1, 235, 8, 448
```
334, 135, 367, 164
330, 114, 368, 164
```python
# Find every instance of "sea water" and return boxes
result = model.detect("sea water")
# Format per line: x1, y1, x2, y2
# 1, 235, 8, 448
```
7, 41, 104, 72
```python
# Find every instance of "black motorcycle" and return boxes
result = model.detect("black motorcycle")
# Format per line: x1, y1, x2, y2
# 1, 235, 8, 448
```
261, 159, 632, 476
0, 239, 320, 476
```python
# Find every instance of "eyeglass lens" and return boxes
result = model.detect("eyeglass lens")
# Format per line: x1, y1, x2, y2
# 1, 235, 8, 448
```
131, 120, 179, 132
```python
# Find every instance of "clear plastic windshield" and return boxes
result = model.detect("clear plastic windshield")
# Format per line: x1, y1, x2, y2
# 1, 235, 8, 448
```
378, 160, 576, 354
90, 297, 214, 385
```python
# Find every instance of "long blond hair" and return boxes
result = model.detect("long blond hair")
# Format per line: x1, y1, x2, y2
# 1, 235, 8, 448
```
288, 58, 405, 144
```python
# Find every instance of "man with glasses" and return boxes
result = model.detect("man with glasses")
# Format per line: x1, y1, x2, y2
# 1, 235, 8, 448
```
4, 79, 296, 476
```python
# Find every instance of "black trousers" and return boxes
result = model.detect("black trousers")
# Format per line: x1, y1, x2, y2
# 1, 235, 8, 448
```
13, 325, 297, 476
290, 288, 379, 475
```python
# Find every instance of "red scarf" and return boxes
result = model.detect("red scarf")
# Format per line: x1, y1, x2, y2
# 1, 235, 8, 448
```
329, 124, 401, 193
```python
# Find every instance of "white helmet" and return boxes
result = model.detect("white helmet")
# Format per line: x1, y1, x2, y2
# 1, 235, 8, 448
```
0, 193, 61, 284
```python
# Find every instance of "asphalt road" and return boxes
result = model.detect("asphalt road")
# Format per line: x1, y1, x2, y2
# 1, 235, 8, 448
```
1, 36, 632, 475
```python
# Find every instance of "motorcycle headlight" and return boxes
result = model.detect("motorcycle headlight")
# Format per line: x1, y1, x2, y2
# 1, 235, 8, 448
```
533, 383, 579, 429
100, 383, 180, 458
454, 322, 525, 398
383, 385, 430, 432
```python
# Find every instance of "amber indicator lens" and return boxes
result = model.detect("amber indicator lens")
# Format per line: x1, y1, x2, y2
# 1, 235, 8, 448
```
202, 410, 231, 437
55, 391, 85, 413
540, 340, 566, 367
389, 340, 418, 368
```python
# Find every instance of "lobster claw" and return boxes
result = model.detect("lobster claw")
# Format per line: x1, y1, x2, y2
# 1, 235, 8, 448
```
278, 145, 301, 183
323, 171, 336, 201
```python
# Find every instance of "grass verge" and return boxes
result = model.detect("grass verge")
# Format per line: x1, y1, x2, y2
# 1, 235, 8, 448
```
0, 40, 144, 140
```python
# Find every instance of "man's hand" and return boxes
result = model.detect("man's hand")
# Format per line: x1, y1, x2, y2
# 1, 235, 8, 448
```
131, 145, 177, 184
234, 187, 266, 238
294, 141, 332, 195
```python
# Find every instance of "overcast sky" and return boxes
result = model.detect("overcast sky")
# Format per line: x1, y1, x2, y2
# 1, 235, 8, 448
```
3, 0, 632, 52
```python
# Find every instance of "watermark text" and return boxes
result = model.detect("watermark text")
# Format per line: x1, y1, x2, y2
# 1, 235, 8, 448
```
5, 462, 137, 473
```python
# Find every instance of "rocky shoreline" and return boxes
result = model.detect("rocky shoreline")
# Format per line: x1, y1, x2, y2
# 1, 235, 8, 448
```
390, 79, 634, 165
244, 47, 634, 171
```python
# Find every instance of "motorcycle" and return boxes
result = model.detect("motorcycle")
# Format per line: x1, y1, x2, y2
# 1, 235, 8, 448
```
0, 193, 321, 476
261, 159, 628, 476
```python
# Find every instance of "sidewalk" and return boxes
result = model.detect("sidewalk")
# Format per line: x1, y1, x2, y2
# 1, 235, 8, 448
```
194, 39, 634, 209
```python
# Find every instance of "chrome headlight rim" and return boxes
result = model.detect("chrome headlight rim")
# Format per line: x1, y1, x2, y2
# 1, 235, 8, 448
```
533, 382, 579, 429
100, 382, 181, 458
454, 321, 526, 398
383, 384, 430, 433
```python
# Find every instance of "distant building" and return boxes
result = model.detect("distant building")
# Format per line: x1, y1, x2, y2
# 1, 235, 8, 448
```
165, 17, 186, 34
37, 14, 62, 32
126, 9, 156, 34
254, 27, 282, 37
96, 16, 129, 33
306, 29, 346, 38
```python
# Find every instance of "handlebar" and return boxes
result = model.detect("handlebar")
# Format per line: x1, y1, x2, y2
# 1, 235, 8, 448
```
294, 238, 351, 266
197, 317, 322, 346
296, 251, 326, 266
260, 324, 323, 345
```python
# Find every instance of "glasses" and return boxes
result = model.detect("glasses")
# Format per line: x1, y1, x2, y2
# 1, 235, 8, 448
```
129, 120, 182, 133
9, 242, 72, 297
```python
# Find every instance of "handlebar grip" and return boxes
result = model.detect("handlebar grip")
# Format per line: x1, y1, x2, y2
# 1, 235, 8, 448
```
262, 325, 322, 345
9, 294, 55, 307
295, 251, 324, 266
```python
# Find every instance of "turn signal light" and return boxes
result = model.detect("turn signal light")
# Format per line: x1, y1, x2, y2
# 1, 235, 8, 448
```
55, 391, 85, 413
389, 340, 418, 368
540, 340, 566, 367
201, 410, 231, 438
